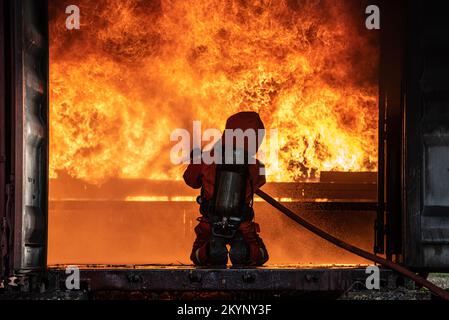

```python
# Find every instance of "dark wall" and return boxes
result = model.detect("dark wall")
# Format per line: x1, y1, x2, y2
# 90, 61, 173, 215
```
0, 0, 5, 280
0, 0, 13, 280
0, 0, 49, 278
403, 0, 449, 270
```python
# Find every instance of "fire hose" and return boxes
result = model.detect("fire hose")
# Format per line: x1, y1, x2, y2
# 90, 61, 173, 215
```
255, 189, 449, 300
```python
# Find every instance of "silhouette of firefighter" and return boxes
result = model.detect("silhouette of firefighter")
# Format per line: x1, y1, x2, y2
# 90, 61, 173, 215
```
183, 112, 269, 266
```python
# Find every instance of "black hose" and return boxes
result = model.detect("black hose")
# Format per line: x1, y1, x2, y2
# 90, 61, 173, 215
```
256, 189, 449, 300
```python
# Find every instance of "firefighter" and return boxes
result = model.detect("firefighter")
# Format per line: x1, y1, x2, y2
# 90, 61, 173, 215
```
183, 112, 269, 266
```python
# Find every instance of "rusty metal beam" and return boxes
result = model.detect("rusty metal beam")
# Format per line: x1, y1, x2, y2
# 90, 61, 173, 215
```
49, 200, 377, 212
49, 178, 377, 201
48, 267, 396, 292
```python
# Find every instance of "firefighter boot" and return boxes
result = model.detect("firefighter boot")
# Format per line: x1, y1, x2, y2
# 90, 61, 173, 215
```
209, 235, 228, 266
229, 231, 249, 266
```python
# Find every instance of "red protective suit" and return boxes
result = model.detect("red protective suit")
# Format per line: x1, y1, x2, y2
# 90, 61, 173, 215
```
183, 112, 269, 266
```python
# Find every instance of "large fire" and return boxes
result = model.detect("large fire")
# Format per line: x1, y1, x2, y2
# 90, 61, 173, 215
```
48, 0, 378, 265
49, 0, 378, 183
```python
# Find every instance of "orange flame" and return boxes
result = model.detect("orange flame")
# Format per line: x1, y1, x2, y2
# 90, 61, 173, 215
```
49, 0, 378, 183
48, 0, 379, 266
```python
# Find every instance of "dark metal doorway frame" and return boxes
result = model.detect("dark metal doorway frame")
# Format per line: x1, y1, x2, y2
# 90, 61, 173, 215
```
375, 0, 406, 258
